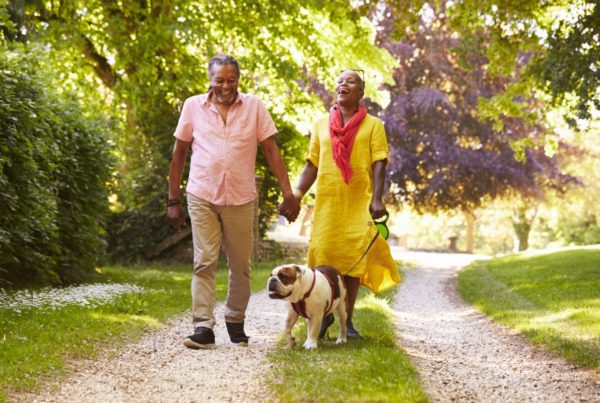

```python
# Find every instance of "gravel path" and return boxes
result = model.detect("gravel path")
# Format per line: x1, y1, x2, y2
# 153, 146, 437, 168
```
391, 252, 600, 402
14, 251, 600, 402
20, 291, 285, 402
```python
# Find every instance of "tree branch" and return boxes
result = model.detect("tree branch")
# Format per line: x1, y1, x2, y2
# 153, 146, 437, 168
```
80, 34, 118, 89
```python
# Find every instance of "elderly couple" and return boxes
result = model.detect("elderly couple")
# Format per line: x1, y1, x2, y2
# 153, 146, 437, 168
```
167, 54, 400, 349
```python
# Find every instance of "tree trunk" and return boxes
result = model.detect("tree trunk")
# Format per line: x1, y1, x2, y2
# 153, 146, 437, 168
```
516, 227, 530, 251
465, 211, 476, 253
512, 202, 537, 252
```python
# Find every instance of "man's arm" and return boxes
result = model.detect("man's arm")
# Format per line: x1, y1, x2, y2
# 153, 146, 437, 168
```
167, 138, 192, 229
369, 160, 387, 219
260, 136, 301, 222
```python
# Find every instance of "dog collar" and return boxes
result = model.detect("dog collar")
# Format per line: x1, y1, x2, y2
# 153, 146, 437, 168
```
291, 269, 317, 319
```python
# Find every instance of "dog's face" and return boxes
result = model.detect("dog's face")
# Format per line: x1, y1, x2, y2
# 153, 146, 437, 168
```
268, 264, 303, 300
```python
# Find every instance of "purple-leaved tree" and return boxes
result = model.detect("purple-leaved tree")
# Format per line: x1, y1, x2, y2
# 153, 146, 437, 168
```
373, 2, 578, 251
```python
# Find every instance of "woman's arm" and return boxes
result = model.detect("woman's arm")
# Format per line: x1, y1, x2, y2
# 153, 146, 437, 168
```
293, 161, 318, 201
261, 136, 301, 222
369, 160, 387, 219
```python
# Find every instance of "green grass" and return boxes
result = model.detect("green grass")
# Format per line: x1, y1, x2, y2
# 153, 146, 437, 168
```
0, 259, 275, 400
1, 259, 426, 402
458, 247, 600, 371
268, 287, 428, 402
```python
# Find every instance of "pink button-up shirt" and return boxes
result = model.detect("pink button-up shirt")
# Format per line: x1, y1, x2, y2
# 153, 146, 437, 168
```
173, 92, 277, 205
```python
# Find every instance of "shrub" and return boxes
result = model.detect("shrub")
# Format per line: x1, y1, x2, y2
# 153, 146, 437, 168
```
0, 46, 114, 286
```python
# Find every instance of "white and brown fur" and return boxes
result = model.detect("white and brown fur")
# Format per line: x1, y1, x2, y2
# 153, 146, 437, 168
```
268, 264, 347, 349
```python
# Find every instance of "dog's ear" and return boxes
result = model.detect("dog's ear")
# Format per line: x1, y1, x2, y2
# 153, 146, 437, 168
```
292, 265, 302, 273
278, 265, 299, 285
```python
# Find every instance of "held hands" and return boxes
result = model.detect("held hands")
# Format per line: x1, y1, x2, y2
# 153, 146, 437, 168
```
369, 198, 387, 220
167, 204, 186, 230
278, 193, 301, 223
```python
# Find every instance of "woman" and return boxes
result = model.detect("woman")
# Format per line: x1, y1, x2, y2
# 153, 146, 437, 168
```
292, 70, 400, 338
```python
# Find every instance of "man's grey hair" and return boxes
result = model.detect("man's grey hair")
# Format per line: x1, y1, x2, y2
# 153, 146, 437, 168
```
208, 54, 240, 78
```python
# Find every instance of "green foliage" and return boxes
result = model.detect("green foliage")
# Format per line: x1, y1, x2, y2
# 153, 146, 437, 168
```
458, 248, 600, 370
105, 210, 174, 263
446, 0, 599, 121
256, 117, 309, 236
5, 0, 398, 260
544, 129, 600, 246
531, 1, 599, 120
0, 45, 114, 285
0, 0, 15, 39
556, 214, 600, 246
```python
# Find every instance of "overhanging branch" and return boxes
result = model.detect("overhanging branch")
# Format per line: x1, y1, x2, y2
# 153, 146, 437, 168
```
80, 34, 118, 89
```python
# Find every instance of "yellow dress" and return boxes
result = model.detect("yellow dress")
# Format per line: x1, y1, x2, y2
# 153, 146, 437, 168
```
306, 114, 401, 293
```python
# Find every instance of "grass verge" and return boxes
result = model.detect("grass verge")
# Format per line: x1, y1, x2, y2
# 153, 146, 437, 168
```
0, 259, 274, 400
458, 246, 600, 371
268, 286, 428, 402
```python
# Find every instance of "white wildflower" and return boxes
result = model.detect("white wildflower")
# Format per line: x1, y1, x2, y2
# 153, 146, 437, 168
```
0, 283, 147, 311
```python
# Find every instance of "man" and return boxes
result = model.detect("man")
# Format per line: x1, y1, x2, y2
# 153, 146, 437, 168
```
167, 54, 300, 349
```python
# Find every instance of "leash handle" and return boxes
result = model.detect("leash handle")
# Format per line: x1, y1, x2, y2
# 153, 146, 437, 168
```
373, 212, 390, 240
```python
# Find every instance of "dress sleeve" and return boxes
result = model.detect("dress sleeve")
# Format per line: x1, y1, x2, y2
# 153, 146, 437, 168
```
174, 98, 194, 142
255, 97, 278, 142
370, 118, 389, 165
305, 119, 321, 167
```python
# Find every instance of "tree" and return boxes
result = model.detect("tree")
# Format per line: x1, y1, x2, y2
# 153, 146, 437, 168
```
532, 1, 599, 121
367, 1, 578, 250
5, 0, 395, 258
437, 0, 599, 121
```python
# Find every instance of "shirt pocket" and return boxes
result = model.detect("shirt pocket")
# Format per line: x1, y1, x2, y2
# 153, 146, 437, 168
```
228, 118, 258, 154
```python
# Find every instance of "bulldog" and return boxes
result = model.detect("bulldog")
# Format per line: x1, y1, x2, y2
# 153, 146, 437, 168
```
268, 264, 347, 349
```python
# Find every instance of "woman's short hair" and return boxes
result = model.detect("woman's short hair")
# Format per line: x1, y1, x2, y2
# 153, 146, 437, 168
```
208, 54, 240, 78
340, 69, 365, 91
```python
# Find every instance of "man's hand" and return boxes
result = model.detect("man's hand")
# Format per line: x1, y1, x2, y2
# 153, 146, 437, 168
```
278, 194, 301, 223
167, 204, 186, 230
369, 198, 387, 220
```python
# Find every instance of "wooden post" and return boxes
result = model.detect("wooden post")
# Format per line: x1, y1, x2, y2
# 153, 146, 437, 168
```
448, 236, 459, 252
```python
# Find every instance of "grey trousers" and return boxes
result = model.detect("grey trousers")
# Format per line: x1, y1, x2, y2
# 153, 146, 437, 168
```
187, 193, 254, 329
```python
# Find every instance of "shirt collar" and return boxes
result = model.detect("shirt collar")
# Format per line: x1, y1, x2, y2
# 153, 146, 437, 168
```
202, 90, 244, 106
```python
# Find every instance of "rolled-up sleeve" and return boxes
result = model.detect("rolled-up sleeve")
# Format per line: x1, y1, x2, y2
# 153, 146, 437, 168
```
306, 120, 321, 167
370, 119, 389, 165
174, 98, 194, 142
256, 99, 277, 142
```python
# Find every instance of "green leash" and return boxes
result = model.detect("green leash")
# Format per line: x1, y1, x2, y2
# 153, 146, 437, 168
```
343, 212, 389, 276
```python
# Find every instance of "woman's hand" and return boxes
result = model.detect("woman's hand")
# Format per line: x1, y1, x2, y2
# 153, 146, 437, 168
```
278, 194, 301, 223
369, 198, 387, 219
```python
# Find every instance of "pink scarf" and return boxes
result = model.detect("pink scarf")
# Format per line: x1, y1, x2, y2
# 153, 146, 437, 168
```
328, 104, 367, 184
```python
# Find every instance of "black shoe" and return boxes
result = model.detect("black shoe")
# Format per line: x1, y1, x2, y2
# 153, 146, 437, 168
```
318, 314, 335, 339
226, 321, 249, 345
183, 326, 216, 349
347, 323, 362, 339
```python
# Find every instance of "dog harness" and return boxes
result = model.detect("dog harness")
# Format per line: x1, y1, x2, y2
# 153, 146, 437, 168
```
291, 269, 336, 319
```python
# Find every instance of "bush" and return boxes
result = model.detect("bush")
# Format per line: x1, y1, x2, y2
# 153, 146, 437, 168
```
557, 214, 600, 246
0, 46, 114, 286
106, 210, 176, 263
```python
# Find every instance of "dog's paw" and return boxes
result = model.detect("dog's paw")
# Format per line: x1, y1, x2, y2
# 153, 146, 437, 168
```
287, 337, 297, 348
335, 337, 347, 345
303, 340, 318, 350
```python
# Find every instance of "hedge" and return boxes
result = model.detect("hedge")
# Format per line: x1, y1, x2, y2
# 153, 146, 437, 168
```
0, 47, 114, 286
